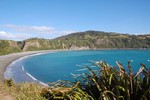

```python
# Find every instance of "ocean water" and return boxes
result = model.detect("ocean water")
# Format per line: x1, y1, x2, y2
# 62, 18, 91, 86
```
4, 50, 150, 84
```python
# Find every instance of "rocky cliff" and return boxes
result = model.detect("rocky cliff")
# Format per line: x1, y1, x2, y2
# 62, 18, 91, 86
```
0, 40, 21, 55
22, 39, 41, 51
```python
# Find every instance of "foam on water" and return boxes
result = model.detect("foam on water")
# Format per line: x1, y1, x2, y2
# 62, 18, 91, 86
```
26, 72, 48, 86
4, 51, 54, 86
26, 72, 37, 81
22, 66, 25, 71
76, 68, 88, 71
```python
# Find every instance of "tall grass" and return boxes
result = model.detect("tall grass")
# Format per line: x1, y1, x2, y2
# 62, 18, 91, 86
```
77, 61, 150, 100
0, 81, 46, 100
0, 61, 150, 100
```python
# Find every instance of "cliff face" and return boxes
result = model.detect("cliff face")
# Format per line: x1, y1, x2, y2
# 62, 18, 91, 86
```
21, 38, 55, 51
8, 40, 18, 47
21, 31, 150, 51
95, 38, 112, 47
0, 31, 150, 55
0, 40, 21, 55
69, 44, 89, 50
22, 40, 41, 51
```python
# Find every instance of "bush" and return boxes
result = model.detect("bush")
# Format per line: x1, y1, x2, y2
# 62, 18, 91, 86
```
40, 80, 92, 100
4, 79, 14, 87
77, 61, 150, 100
1, 61, 150, 100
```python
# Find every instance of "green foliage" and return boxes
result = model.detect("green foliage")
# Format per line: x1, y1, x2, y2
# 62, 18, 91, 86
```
0, 31, 150, 54
0, 61, 150, 100
0, 82, 46, 100
77, 61, 150, 100
4, 79, 14, 87
0, 40, 21, 55
40, 88, 53, 99
15, 83, 46, 100
10, 31, 150, 52
54, 31, 150, 49
40, 80, 92, 100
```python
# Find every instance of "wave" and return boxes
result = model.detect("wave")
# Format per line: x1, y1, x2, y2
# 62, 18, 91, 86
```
70, 73, 81, 78
4, 67, 13, 80
22, 64, 48, 86
22, 66, 25, 71
5, 51, 55, 86
26, 72, 48, 86
131, 60, 134, 62
26, 72, 37, 81
76, 68, 88, 71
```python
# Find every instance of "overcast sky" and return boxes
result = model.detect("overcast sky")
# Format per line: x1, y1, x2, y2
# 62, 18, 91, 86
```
0, 0, 150, 40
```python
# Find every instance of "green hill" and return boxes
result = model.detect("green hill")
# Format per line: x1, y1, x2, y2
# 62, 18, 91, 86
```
0, 40, 21, 55
0, 31, 150, 55
54, 31, 150, 49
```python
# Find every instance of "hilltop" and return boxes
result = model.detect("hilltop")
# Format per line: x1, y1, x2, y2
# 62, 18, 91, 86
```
54, 31, 150, 49
0, 31, 150, 55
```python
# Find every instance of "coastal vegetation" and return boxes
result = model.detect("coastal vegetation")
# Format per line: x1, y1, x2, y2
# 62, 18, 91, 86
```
0, 31, 150, 55
0, 31, 150, 99
0, 61, 150, 100
0, 40, 21, 55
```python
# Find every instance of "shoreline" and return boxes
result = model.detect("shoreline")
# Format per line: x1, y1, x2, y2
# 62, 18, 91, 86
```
0, 50, 61, 82
0, 49, 150, 82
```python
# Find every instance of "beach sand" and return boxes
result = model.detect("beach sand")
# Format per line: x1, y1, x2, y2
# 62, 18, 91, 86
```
0, 50, 56, 82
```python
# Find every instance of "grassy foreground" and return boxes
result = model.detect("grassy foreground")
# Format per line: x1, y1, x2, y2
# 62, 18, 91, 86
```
0, 61, 150, 100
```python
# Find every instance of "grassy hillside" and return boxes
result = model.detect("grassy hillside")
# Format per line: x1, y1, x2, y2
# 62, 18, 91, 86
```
23, 31, 150, 51
0, 40, 21, 55
0, 31, 150, 55
55, 31, 150, 49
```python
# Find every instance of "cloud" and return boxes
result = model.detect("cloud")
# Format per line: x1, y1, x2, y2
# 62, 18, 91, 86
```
0, 31, 31, 40
1, 24, 76, 40
0, 31, 15, 39
4, 24, 76, 34
4, 24, 55, 34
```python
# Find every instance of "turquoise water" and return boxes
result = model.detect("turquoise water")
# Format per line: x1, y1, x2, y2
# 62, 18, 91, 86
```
5, 50, 150, 84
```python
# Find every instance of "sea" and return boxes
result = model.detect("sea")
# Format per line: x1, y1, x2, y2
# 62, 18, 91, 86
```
4, 50, 150, 85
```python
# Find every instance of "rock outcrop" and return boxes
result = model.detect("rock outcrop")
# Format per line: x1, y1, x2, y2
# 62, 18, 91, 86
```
22, 40, 41, 51
69, 44, 89, 50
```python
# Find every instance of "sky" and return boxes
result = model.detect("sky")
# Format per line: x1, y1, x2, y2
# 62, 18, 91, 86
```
0, 0, 150, 40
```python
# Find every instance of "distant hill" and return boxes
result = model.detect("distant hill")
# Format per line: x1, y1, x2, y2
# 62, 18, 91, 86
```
0, 40, 21, 55
54, 31, 150, 49
0, 31, 150, 55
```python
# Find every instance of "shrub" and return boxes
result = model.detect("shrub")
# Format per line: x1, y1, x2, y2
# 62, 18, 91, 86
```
77, 61, 150, 100
40, 80, 93, 100
4, 79, 14, 87
1, 61, 150, 100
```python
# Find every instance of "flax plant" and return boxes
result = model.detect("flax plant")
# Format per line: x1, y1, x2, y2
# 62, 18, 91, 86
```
77, 61, 150, 100
43, 80, 93, 100
1, 61, 149, 100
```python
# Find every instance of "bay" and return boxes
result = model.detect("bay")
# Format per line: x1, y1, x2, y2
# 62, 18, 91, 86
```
5, 50, 150, 84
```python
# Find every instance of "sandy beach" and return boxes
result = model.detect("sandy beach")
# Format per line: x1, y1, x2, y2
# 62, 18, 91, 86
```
0, 50, 57, 82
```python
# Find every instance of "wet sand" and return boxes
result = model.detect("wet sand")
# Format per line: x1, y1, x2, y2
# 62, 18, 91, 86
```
0, 50, 57, 82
